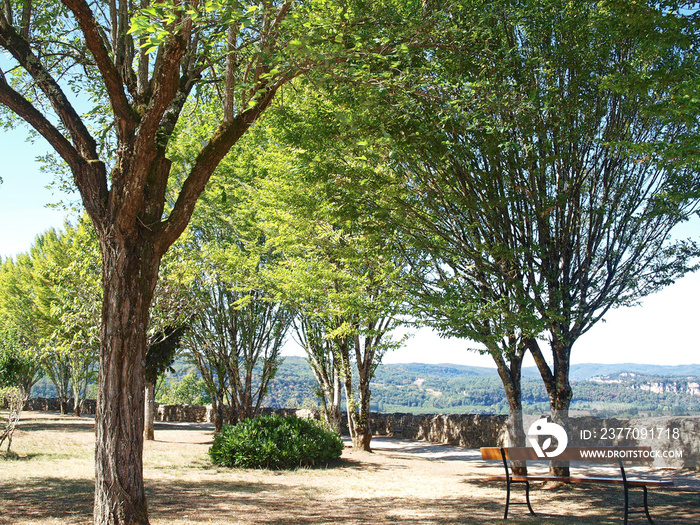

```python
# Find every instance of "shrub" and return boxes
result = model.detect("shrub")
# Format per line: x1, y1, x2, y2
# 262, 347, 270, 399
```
209, 414, 343, 470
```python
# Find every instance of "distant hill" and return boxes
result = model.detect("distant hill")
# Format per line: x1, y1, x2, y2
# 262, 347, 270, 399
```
375, 361, 700, 381
563, 363, 700, 381
30, 356, 700, 416
378, 362, 500, 379
261, 357, 700, 416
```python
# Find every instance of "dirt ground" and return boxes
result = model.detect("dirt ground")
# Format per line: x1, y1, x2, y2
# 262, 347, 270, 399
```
1, 412, 698, 524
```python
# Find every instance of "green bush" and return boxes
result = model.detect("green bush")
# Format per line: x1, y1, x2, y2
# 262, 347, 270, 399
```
209, 414, 344, 470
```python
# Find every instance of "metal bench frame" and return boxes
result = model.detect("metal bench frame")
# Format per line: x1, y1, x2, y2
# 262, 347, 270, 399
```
483, 446, 673, 524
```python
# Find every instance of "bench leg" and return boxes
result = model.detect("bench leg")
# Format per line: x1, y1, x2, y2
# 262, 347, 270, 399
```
504, 478, 510, 519
641, 486, 655, 525
624, 485, 656, 525
524, 480, 536, 516
503, 480, 536, 520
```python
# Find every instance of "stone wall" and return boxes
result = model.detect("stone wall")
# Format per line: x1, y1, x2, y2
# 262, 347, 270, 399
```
155, 403, 211, 422
23, 398, 316, 423
22, 398, 698, 469
566, 415, 700, 469
25, 397, 97, 414
359, 412, 510, 449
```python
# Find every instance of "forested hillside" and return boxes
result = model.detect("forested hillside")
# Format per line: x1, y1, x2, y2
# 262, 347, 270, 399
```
30, 356, 700, 416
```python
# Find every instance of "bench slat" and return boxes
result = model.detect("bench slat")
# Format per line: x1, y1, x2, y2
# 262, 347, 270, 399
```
487, 474, 673, 487
480, 447, 503, 461
481, 446, 655, 462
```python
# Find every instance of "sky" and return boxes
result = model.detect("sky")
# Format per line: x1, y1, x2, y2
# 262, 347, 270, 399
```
1, 125, 699, 369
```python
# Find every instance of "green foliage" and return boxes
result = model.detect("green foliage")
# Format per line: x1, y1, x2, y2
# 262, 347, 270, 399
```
209, 414, 343, 470
0, 327, 40, 392
156, 370, 212, 405
145, 325, 187, 385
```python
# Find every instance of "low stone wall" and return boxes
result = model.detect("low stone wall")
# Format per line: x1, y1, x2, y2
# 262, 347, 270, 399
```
22, 398, 699, 469
25, 397, 97, 414
566, 415, 700, 469
155, 403, 211, 422
23, 399, 316, 423
362, 412, 510, 449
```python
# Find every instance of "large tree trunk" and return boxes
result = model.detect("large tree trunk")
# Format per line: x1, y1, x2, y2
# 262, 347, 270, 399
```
93, 239, 161, 525
143, 379, 156, 441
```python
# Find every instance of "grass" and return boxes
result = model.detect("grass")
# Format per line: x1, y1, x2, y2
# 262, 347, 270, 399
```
1, 411, 698, 524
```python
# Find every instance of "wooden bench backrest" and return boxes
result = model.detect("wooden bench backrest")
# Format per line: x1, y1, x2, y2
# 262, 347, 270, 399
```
480, 446, 654, 463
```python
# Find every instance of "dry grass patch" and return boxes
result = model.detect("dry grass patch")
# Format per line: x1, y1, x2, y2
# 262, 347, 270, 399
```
1, 411, 697, 524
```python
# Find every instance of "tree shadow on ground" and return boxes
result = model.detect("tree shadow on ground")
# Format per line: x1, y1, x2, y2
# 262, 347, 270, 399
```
0, 477, 94, 524
338, 456, 410, 473
146, 478, 497, 524
466, 478, 700, 525
2, 473, 697, 524
16, 419, 95, 434
153, 421, 215, 433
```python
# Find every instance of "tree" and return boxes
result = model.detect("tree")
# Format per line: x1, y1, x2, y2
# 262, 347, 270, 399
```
378, 0, 700, 475
185, 270, 292, 423
0, 242, 78, 415
0, 0, 427, 521
156, 369, 211, 405
292, 315, 343, 432
173, 125, 294, 426
250, 99, 407, 450
0, 258, 45, 393
0, 326, 40, 453
32, 221, 102, 416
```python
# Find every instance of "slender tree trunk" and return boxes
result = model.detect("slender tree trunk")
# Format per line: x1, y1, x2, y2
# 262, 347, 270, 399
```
308, 345, 343, 433
210, 396, 223, 433
549, 337, 573, 477
343, 381, 361, 449
352, 367, 372, 452
340, 349, 358, 446
527, 337, 573, 477
73, 371, 89, 417
329, 371, 342, 433
493, 347, 527, 476
93, 238, 161, 525
143, 380, 155, 441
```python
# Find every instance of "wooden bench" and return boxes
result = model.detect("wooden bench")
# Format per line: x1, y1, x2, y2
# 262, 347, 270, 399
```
480, 446, 673, 524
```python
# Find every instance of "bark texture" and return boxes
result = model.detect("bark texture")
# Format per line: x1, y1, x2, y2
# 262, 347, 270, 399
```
93, 238, 161, 525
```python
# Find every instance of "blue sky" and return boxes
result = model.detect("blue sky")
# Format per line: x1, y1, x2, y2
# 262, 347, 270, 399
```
1, 124, 699, 368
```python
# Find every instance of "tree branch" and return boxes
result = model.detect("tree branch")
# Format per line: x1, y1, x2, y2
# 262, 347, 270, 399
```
0, 74, 81, 170
0, 18, 98, 160
61, 0, 134, 131
154, 82, 285, 253
0, 73, 108, 223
